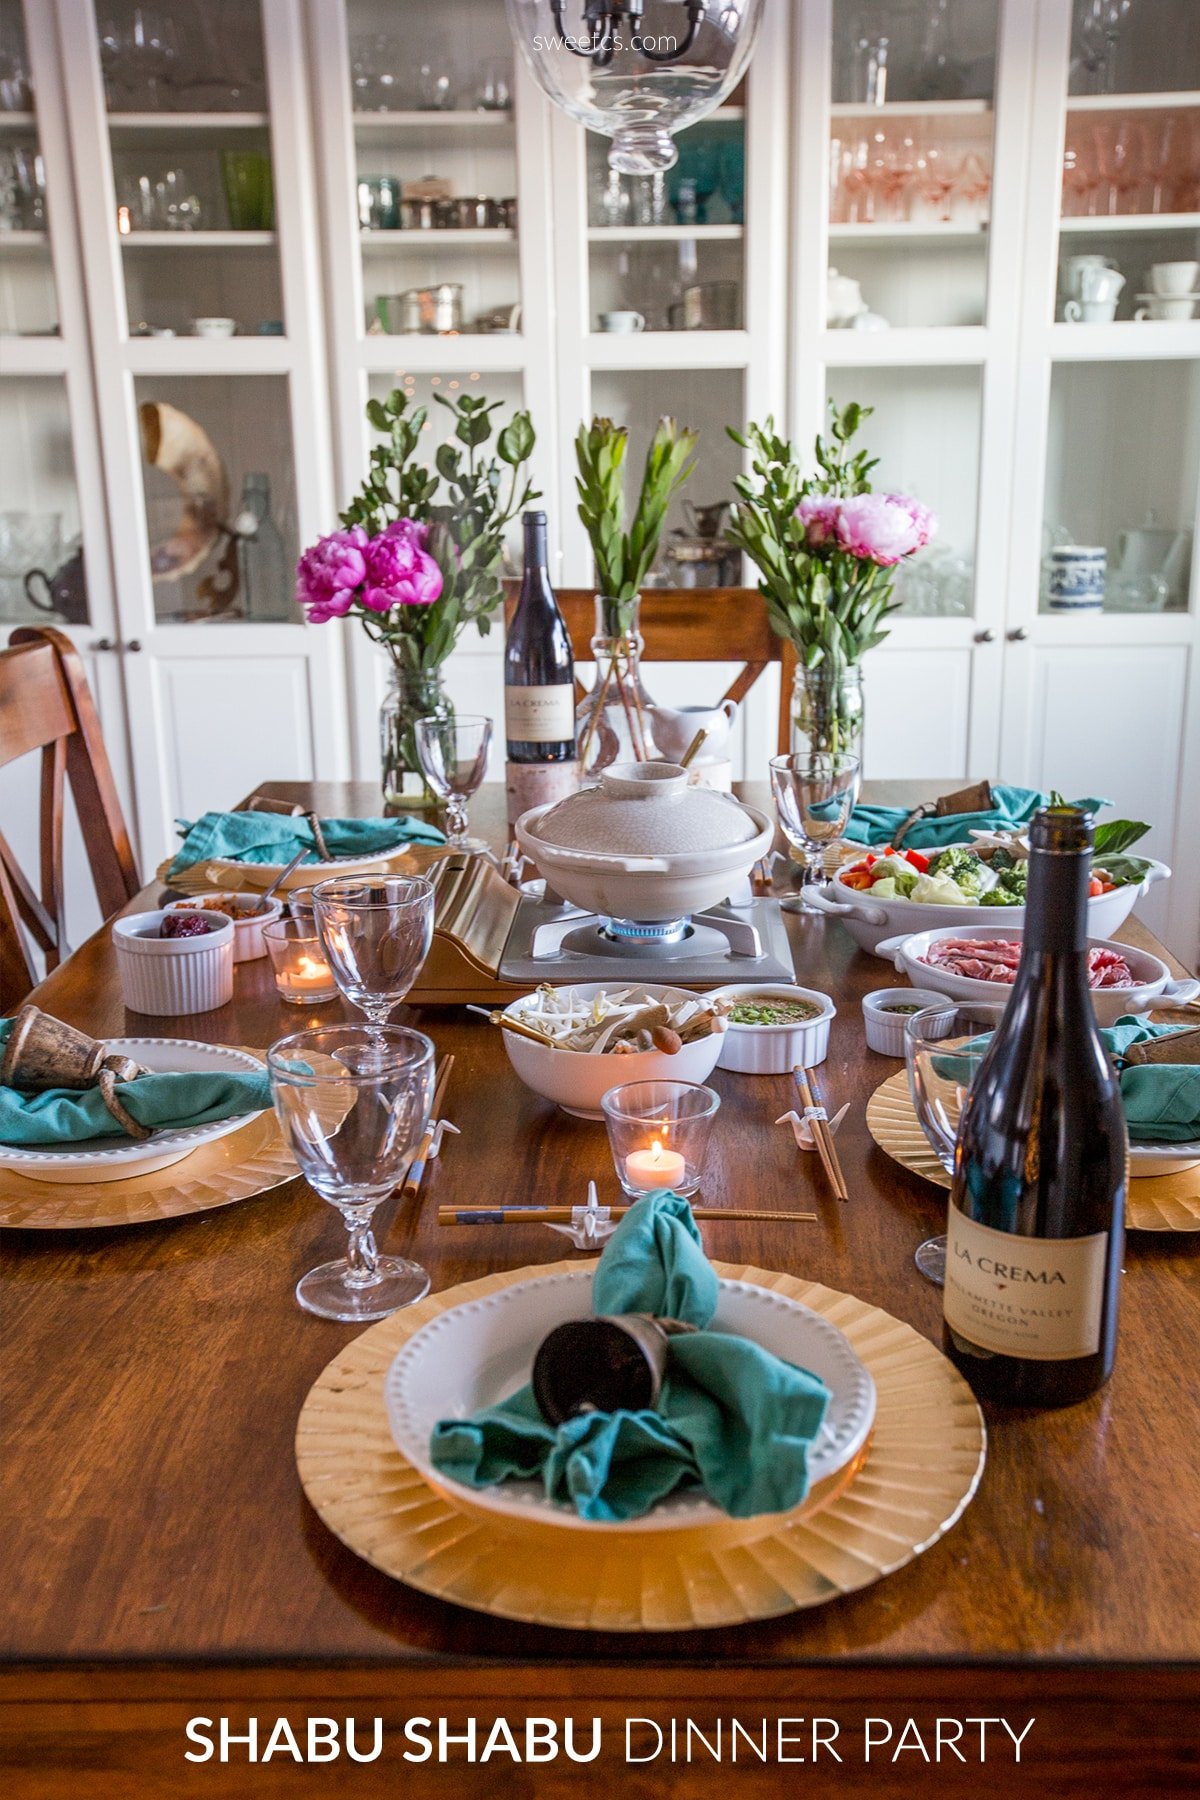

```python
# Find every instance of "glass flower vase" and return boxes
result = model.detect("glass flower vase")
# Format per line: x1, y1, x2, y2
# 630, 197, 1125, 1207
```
790, 661, 864, 762
380, 664, 450, 809
575, 596, 659, 776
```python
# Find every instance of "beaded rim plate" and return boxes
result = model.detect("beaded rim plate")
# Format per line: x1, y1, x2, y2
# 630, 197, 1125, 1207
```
0, 1098, 298, 1230
866, 1069, 1200, 1234
384, 1270, 877, 1535
295, 1260, 986, 1632
155, 848, 422, 897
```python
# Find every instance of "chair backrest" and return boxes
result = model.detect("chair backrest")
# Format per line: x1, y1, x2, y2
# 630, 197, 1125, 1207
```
0, 625, 140, 1009
505, 586, 795, 752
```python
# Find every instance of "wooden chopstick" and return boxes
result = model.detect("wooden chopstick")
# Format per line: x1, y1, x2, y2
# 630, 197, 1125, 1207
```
401, 1053, 455, 1203
439, 1205, 818, 1225
794, 1065, 849, 1203
466, 1005, 558, 1048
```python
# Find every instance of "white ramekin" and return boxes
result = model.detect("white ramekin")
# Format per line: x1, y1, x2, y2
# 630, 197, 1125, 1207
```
862, 987, 950, 1056
113, 910, 235, 1016
163, 892, 282, 962
709, 984, 836, 1074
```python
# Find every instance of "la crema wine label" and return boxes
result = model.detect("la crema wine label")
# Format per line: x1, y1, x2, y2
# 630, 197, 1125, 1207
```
944, 1211, 1107, 1360
505, 685, 576, 743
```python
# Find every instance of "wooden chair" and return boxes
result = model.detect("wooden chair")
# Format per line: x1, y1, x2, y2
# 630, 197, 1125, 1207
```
0, 625, 141, 1010
505, 586, 796, 752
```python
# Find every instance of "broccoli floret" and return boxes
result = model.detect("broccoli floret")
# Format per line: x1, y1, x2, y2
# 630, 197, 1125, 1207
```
928, 847, 985, 897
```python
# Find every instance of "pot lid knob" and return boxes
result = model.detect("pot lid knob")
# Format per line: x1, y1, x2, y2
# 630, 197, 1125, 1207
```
597, 762, 688, 801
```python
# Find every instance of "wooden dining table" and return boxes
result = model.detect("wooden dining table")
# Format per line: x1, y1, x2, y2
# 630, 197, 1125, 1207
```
2, 778, 1198, 1799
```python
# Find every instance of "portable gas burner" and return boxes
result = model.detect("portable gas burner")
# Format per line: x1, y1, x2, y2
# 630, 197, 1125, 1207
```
498, 890, 795, 985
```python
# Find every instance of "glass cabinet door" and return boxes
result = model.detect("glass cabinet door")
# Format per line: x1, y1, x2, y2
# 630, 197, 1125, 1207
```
827, 1, 999, 329
347, 0, 520, 341
0, 0, 55, 337
586, 96, 746, 334
1055, 0, 1200, 324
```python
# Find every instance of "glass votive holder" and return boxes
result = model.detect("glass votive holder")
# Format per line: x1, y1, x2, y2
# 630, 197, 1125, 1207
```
601, 1080, 720, 1199
262, 918, 339, 1006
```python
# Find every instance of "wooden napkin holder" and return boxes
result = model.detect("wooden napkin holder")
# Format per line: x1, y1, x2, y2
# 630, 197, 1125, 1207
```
894, 780, 995, 847
1124, 1026, 1200, 1067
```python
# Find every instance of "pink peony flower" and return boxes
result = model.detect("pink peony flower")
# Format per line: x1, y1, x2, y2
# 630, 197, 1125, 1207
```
295, 526, 368, 622
796, 496, 842, 548
835, 492, 938, 567
360, 519, 443, 612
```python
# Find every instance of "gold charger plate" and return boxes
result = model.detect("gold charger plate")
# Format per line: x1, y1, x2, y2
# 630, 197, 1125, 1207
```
156, 847, 424, 898
295, 1260, 986, 1632
866, 1069, 1200, 1233
0, 1107, 298, 1230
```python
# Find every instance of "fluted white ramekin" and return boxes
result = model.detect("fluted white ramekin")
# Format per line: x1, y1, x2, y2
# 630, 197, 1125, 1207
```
862, 987, 949, 1056
709, 984, 835, 1075
113, 910, 235, 1016
163, 892, 282, 962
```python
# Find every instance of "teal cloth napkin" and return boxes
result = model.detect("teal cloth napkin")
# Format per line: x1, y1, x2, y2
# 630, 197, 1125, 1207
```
430, 1192, 832, 1523
1103, 1017, 1200, 1145
940, 1018, 1199, 1146
846, 785, 1107, 849
0, 1019, 271, 1148
167, 809, 443, 875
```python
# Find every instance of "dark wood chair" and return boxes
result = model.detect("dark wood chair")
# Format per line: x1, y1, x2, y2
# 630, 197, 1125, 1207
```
0, 625, 141, 1011
505, 586, 796, 752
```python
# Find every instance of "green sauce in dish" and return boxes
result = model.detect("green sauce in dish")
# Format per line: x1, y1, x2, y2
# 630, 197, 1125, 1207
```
729, 999, 821, 1026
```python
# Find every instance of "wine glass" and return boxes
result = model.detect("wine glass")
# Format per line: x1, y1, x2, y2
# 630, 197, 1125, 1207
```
769, 752, 861, 898
414, 713, 493, 851
904, 1002, 1005, 1285
268, 1025, 435, 1320
311, 875, 435, 1030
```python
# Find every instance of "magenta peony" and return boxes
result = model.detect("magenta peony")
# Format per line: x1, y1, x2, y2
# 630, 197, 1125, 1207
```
835, 493, 938, 567
295, 527, 368, 623
796, 496, 842, 548
360, 518, 443, 612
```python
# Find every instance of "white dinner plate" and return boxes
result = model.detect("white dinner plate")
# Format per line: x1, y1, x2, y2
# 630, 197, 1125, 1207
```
205, 850, 413, 892
385, 1268, 877, 1534
1129, 1139, 1200, 1178
0, 1039, 267, 1185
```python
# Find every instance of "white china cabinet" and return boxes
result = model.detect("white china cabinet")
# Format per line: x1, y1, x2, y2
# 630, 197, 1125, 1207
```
1, 0, 1198, 960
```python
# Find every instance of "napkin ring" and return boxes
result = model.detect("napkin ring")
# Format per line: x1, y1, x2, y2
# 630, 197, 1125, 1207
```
2, 1005, 152, 1139
95, 1070, 153, 1141
532, 1314, 698, 1426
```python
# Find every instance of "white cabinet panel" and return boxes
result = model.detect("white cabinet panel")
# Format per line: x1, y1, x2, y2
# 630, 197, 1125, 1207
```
1015, 643, 1190, 938
863, 647, 973, 780
149, 654, 315, 851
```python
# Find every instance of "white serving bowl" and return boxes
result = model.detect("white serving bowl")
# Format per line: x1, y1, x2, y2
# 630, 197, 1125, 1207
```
499, 982, 725, 1119
113, 909, 235, 1016
515, 764, 775, 923
806, 844, 1171, 957
708, 983, 835, 1074
861, 987, 950, 1056
163, 892, 282, 961
877, 922, 1200, 1027
384, 1267, 876, 1535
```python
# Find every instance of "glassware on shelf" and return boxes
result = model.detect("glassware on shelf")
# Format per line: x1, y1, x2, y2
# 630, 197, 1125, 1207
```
1076, 0, 1136, 96
632, 170, 668, 227
267, 1025, 436, 1321
669, 137, 720, 224
1140, 112, 1180, 216
99, 7, 179, 112
222, 151, 274, 231
1092, 118, 1141, 216
0, 11, 31, 112
718, 138, 745, 225
116, 166, 203, 232
593, 165, 631, 229
769, 751, 862, 889
916, 0, 967, 101
476, 59, 512, 112
0, 145, 44, 230
1061, 136, 1099, 217
955, 151, 992, 225
414, 713, 494, 851
311, 876, 436, 1031
919, 143, 960, 222
233, 473, 289, 622
417, 59, 457, 112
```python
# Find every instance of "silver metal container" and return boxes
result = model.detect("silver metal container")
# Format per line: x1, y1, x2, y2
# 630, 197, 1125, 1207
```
448, 195, 498, 229
398, 195, 439, 230
377, 284, 464, 335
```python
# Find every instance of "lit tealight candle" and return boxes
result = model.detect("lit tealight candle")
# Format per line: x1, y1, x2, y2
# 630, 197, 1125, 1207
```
263, 922, 339, 1005
624, 1136, 687, 1194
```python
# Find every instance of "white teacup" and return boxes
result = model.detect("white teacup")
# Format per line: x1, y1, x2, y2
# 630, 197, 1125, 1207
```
647, 699, 738, 764
598, 310, 645, 334
1061, 254, 1114, 303
1135, 294, 1199, 321
192, 316, 237, 337
1064, 298, 1118, 323
1149, 261, 1199, 296
1079, 264, 1124, 304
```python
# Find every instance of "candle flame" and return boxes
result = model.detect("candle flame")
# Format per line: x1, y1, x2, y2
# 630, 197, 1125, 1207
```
650, 1138, 664, 1166
297, 955, 325, 977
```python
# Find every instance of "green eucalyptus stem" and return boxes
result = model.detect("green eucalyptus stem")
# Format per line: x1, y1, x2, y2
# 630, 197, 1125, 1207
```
575, 415, 699, 604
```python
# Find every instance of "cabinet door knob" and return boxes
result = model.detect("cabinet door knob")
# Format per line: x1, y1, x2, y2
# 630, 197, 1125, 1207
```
125, 639, 143, 653
1007, 627, 1029, 642
973, 628, 995, 644
91, 637, 115, 652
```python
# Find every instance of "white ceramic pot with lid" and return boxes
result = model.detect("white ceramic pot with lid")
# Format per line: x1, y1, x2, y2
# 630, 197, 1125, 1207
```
515, 763, 775, 921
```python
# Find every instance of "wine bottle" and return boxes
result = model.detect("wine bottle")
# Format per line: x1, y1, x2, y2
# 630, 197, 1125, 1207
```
943, 806, 1127, 1407
504, 511, 578, 821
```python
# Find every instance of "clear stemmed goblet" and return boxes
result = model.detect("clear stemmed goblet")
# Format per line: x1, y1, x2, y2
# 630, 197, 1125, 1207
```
414, 713, 493, 851
268, 1025, 435, 1320
904, 1001, 1005, 1285
769, 751, 861, 900
312, 874, 435, 1030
